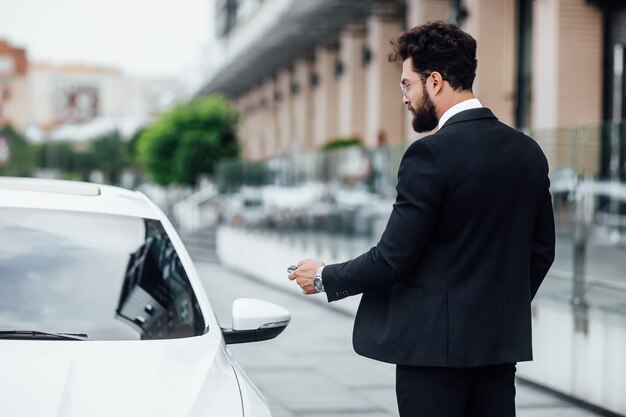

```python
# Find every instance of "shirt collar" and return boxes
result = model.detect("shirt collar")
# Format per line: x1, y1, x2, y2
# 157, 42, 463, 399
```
437, 98, 483, 130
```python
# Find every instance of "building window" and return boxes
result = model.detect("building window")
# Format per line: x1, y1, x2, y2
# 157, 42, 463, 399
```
335, 60, 344, 78
54, 83, 100, 122
0, 56, 15, 74
362, 46, 372, 67
515, 0, 533, 129
216, 0, 239, 38
450, 0, 469, 26
601, 2, 626, 122
310, 73, 319, 88
598, 1, 626, 180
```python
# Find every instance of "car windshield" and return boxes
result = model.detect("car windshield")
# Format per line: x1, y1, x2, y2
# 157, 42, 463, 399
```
0, 207, 206, 341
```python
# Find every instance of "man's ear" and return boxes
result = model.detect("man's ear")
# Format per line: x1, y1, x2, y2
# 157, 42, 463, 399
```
430, 71, 445, 95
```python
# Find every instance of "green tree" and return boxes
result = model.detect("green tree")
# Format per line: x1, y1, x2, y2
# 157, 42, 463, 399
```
35, 142, 79, 175
321, 137, 361, 151
319, 137, 363, 183
31, 131, 132, 184
127, 127, 145, 168
0, 125, 35, 177
88, 131, 129, 184
137, 95, 240, 186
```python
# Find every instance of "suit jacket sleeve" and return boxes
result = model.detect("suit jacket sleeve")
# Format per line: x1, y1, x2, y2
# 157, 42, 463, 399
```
530, 175, 556, 299
322, 139, 444, 302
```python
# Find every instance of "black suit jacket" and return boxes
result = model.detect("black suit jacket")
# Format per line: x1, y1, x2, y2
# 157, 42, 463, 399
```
322, 108, 556, 368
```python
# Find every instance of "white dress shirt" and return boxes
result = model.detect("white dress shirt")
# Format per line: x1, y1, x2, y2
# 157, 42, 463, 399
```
437, 98, 483, 130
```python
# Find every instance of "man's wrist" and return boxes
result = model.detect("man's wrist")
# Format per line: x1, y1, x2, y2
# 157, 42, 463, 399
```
314, 265, 325, 293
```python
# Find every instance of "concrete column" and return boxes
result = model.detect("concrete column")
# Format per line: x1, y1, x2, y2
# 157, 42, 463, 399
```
531, 0, 602, 130
312, 44, 340, 147
246, 88, 263, 161
235, 92, 251, 159
275, 68, 293, 155
292, 58, 314, 151
463, 0, 516, 126
233, 94, 245, 114
337, 24, 367, 141
259, 77, 278, 160
242, 92, 260, 161
365, 9, 404, 147
404, 0, 452, 142
5, 77, 28, 130
406, 0, 451, 28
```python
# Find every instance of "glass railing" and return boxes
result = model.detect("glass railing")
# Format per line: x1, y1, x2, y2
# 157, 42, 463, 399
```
214, 122, 626, 313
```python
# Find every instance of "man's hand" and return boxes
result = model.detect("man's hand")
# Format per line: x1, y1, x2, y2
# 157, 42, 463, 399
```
288, 259, 324, 295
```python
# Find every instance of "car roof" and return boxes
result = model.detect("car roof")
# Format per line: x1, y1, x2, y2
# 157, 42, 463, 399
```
0, 177, 161, 219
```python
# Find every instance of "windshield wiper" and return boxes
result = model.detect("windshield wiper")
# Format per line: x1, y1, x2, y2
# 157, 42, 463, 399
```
0, 330, 88, 341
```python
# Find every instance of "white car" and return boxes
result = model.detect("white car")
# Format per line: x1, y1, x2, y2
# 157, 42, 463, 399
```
0, 177, 291, 417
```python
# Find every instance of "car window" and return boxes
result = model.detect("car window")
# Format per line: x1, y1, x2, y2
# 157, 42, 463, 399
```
0, 207, 206, 341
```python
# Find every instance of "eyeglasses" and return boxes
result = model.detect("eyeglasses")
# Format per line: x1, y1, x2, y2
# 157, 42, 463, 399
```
400, 71, 448, 97
400, 80, 419, 97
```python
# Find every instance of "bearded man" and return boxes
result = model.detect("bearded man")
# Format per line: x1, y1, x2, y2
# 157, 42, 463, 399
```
289, 21, 555, 417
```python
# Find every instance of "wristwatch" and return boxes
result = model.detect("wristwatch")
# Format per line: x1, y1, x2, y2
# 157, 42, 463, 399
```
314, 265, 325, 293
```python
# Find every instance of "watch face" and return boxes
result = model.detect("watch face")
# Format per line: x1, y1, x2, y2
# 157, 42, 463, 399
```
314, 277, 323, 292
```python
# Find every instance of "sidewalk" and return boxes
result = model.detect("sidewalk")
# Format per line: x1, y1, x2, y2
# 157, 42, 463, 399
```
194, 260, 605, 417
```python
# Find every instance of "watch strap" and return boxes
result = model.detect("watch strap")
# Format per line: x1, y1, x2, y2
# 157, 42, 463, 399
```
314, 265, 325, 293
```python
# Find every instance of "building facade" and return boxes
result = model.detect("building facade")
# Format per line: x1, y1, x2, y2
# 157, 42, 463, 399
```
0, 39, 185, 141
199, 0, 625, 164
26, 63, 158, 133
0, 40, 28, 130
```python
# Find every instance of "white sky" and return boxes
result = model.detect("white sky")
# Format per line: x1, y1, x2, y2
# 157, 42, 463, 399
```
0, 0, 214, 85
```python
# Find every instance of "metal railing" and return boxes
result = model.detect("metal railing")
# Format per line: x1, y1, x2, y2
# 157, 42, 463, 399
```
210, 121, 626, 321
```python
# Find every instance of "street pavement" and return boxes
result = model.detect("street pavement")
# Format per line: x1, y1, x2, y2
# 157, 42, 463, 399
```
193, 260, 604, 417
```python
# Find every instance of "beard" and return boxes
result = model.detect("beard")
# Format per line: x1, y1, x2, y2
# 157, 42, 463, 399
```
410, 84, 439, 133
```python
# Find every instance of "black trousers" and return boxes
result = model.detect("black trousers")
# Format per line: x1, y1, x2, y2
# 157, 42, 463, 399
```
396, 363, 517, 417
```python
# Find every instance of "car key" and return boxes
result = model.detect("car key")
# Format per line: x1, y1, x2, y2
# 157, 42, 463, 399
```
287, 265, 297, 273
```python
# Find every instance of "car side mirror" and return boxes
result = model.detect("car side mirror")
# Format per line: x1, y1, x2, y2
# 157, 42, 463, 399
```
222, 298, 291, 344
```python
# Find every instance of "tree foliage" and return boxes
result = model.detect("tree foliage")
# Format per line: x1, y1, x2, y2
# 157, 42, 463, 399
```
35, 141, 78, 173
137, 95, 240, 186
34, 130, 133, 184
321, 137, 362, 151
0, 125, 35, 177
90, 132, 130, 184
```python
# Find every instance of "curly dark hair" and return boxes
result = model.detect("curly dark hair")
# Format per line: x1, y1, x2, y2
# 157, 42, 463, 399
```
389, 21, 477, 91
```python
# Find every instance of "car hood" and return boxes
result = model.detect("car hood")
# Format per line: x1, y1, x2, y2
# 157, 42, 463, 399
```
0, 333, 243, 417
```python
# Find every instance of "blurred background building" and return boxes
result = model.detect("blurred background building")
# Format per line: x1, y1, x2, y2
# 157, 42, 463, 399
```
183, 2, 626, 415
0, 38, 185, 142
197, 0, 623, 167
0, 40, 28, 130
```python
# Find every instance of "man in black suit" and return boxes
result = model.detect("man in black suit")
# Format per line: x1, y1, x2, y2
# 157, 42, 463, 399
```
288, 21, 555, 417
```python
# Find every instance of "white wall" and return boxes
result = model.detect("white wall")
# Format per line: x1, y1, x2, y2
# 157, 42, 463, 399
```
218, 226, 626, 416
